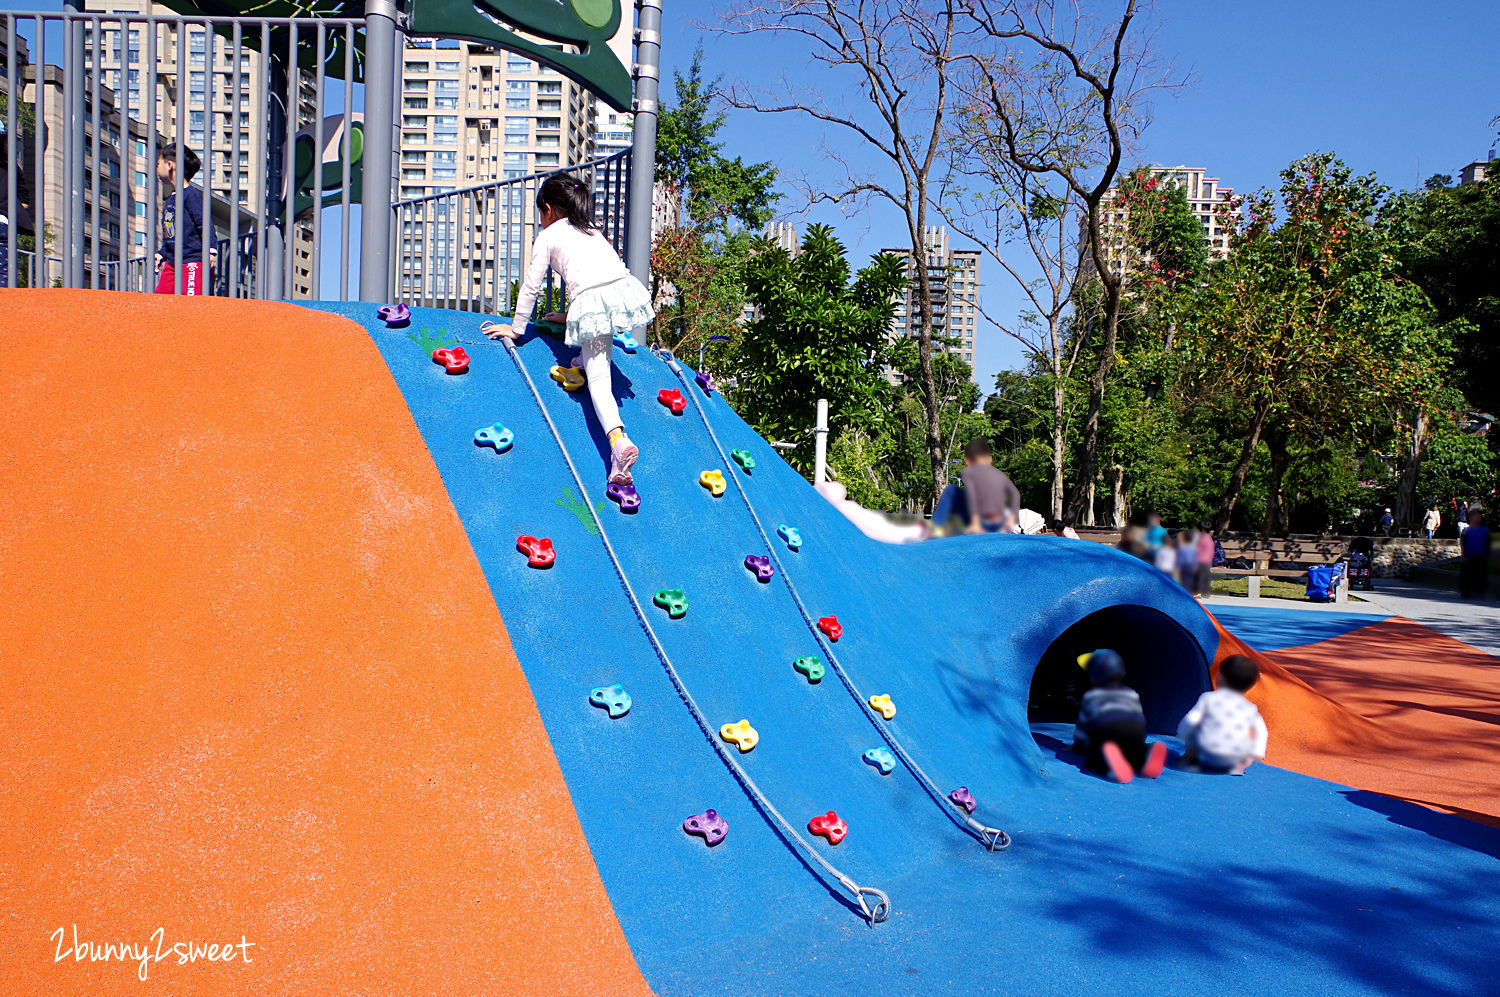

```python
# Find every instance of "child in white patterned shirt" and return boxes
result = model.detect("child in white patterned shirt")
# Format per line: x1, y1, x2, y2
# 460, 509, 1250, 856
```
1177, 655, 1268, 775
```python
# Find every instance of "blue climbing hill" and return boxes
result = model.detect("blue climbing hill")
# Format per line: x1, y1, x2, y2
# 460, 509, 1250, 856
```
314, 303, 1500, 997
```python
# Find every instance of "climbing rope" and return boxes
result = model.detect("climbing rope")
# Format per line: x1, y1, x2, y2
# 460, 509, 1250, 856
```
661, 350, 1011, 853
497, 335, 891, 925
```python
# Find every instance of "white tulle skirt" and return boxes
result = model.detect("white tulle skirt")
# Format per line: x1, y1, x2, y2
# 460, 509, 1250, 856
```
565, 274, 654, 347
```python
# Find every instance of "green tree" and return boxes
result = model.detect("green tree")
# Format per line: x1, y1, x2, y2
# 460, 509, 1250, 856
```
650, 47, 778, 356
1181, 153, 1449, 534
728, 224, 906, 478
1420, 428, 1497, 507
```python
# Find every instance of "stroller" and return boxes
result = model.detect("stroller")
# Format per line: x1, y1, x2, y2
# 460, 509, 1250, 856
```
1346, 537, 1374, 591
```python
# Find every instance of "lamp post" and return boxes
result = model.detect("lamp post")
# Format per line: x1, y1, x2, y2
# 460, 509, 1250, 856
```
698, 333, 731, 370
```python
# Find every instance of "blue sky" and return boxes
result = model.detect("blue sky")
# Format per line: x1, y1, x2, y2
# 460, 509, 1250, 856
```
665, 0, 1500, 389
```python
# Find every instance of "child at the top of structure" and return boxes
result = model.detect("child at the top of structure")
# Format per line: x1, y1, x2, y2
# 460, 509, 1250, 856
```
1073, 649, 1168, 784
1177, 654, 1268, 775
485, 172, 654, 485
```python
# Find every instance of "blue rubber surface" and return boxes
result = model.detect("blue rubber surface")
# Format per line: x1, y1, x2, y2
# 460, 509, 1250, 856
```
314, 303, 1500, 996
1209, 605, 1391, 651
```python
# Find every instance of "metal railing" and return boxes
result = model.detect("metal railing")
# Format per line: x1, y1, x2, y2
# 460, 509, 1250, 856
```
0, 9, 371, 297
391, 148, 631, 314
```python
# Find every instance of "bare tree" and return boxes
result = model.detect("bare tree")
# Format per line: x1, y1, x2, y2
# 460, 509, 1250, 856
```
940, 112, 1092, 520
958, 0, 1175, 525
717, 0, 964, 500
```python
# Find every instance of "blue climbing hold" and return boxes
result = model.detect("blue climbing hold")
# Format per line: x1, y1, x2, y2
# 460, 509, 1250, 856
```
589, 683, 632, 718
863, 748, 896, 775
777, 524, 802, 550
474, 423, 514, 452
614, 330, 639, 352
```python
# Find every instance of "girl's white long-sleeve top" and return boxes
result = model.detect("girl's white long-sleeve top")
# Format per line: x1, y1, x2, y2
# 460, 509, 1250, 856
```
510, 219, 630, 333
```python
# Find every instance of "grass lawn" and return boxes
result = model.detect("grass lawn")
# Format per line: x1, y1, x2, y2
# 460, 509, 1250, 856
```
1211, 576, 1365, 603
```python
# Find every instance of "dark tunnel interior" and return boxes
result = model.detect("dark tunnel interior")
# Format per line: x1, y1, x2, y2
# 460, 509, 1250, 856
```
1029, 604, 1212, 733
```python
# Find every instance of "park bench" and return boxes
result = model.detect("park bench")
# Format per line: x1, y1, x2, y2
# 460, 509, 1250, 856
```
1215, 536, 1349, 602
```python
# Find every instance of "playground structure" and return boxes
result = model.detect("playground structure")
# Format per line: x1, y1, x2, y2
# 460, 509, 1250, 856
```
4, 290, 1499, 996
0, 0, 659, 300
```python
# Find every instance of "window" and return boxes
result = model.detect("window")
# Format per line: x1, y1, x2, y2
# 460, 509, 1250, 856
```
504, 134, 528, 146
133, 232, 145, 246
404, 97, 429, 109
535, 153, 559, 166
538, 99, 561, 112
401, 151, 426, 164
189, 71, 206, 105
537, 81, 562, 94
433, 96, 458, 110
404, 61, 430, 73
503, 152, 527, 167
133, 202, 146, 216
506, 54, 530, 72
403, 115, 426, 128
436, 61, 459, 72
504, 115, 529, 133
403, 132, 426, 145
434, 79, 459, 95
535, 117, 560, 130
507, 80, 530, 93
505, 97, 529, 110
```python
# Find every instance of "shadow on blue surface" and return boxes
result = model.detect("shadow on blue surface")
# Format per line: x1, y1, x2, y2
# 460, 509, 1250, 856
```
1208, 603, 1390, 651
311, 302, 1500, 997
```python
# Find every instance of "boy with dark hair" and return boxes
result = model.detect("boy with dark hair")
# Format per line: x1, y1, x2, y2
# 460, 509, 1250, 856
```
1073, 649, 1169, 784
1178, 655, 1268, 775
929, 438, 1020, 535
154, 144, 207, 295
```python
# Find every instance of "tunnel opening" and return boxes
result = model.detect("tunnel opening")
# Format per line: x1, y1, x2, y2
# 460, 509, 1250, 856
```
1028, 604, 1211, 734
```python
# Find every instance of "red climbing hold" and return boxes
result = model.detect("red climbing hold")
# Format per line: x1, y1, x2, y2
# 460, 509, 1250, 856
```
818, 615, 842, 641
516, 535, 555, 568
433, 345, 470, 374
658, 388, 686, 414
808, 810, 848, 845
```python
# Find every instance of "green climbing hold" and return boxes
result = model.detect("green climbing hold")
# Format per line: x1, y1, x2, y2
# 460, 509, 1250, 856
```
793, 655, 825, 684
653, 588, 689, 619
406, 326, 456, 354
731, 448, 756, 472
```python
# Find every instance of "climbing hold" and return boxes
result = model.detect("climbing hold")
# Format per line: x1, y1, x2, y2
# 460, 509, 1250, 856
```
683, 808, 729, 847
949, 786, 977, 814
550, 364, 586, 391
516, 535, 555, 569
658, 388, 686, 414
377, 303, 410, 326
432, 345, 470, 374
606, 481, 640, 513
731, 448, 756, 472
808, 811, 848, 845
719, 719, 759, 753
614, 330, 639, 352
699, 470, 727, 497
474, 423, 514, 452
589, 683, 632, 719
793, 655, 825, 684
818, 615, 843, 641
744, 554, 774, 583
868, 694, 896, 720
863, 748, 896, 775
777, 524, 802, 550
696, 370, 715, 395
653, 587, 688, 618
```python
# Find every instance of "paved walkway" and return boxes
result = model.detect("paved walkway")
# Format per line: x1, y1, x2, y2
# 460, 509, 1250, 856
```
1204, 579, 1500, 656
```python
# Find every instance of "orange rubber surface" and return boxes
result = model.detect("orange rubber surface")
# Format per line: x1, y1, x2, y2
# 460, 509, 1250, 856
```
0, 291, 653, 995
1211, 614, 1500, 828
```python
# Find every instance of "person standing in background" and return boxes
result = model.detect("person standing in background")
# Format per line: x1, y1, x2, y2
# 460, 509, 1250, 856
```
1423, 504, 1441, 539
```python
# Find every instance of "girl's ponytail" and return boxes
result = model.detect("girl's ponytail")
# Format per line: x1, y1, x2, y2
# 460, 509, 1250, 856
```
536, 172, 595, 233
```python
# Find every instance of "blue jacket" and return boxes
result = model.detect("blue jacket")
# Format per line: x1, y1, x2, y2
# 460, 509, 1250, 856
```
159, 185, 205, 261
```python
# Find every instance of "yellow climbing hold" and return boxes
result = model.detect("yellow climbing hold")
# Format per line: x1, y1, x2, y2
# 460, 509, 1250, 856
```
868, 694, 896, 720
719, 719, 759, 752
550, 364, 586, 392
699, 469, 727, 497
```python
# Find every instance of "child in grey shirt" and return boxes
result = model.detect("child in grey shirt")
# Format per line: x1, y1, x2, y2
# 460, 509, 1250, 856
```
1074, 649, 1169, 784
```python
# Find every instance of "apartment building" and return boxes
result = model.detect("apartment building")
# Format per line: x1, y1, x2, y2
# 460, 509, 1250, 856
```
85, 0, 316, 296
883, 225, 980, 369
1091, 165, 1238, 278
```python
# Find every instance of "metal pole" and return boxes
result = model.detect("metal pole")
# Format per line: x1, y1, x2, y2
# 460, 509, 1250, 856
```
64, 0, 85, 287
624, 0, 660, 282
814, 398, 829, 486
358, 0, 397, 302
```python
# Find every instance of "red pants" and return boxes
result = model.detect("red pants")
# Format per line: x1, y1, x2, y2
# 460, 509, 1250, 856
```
154, 261, 207, 295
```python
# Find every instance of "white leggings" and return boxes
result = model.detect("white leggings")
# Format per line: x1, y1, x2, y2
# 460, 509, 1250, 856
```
579, 335, 623, 436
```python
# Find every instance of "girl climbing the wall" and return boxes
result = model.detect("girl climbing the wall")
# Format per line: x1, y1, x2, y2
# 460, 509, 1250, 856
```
484, 172, 654, 484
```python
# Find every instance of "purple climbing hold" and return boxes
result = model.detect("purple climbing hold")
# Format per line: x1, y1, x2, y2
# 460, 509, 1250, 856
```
683, 808, 729, 846
949, 786, 977, 814
696, 370, 715, 395
744, 554, 774, 583
607, 481, 641, 513
377, 303, 411, 326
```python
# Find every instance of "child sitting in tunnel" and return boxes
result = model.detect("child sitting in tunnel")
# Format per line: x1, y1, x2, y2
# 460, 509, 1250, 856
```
1177, 655, 1268, 775
1073, 650, 1169, 784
